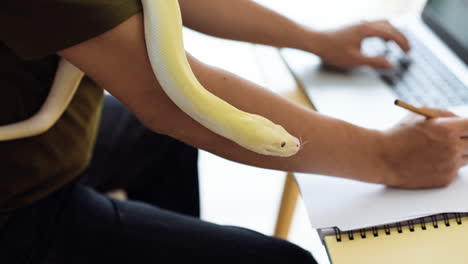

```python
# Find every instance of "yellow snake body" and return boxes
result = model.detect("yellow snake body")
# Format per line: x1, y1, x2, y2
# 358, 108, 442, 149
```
0, 60, 83, 141
0, 0, 300, 157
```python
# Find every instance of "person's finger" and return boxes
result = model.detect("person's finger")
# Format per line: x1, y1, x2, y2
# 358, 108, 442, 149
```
431, 116, 468, 137
461, 155, 468, 166
461, 139, 468, 155
360, 21, 410, 52
459, 119, 468, 137
358, 55, 393, 69
377, 20, 411, 52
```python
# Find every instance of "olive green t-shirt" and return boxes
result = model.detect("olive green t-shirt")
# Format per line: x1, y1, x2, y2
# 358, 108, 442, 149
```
0, 0, 142, 225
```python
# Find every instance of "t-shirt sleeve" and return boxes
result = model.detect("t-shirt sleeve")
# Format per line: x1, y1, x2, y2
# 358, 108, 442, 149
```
1, 0, 142, 60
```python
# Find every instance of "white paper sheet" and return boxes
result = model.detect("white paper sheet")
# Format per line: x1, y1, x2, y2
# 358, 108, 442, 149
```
295, 166, 468, 231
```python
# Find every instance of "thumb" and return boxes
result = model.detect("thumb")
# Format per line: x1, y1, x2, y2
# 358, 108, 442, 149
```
358, 55, 393, 69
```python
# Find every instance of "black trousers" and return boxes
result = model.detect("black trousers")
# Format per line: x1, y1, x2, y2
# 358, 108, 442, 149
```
0, 96, 317, 263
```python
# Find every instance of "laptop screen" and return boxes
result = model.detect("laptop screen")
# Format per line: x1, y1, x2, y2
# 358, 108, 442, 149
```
423, 0, 468, 64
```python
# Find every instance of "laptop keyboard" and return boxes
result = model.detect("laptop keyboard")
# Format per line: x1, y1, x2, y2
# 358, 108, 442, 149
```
362, 31, 468, 108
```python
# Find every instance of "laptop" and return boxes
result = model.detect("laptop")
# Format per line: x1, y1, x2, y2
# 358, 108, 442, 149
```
282, 0, 468, 130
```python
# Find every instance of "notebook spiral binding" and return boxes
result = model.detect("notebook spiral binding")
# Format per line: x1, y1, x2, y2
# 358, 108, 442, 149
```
334, 212, 468, 242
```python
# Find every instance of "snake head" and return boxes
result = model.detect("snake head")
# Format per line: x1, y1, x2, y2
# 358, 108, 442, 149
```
260, 126, 300, 157
240, 115, 301, 157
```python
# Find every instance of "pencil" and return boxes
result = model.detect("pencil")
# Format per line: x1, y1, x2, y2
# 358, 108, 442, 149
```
394, 99, 439, 119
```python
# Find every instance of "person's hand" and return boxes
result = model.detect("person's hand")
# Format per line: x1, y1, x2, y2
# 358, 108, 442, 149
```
379, 108, 468, 189
312, 20, 410, 70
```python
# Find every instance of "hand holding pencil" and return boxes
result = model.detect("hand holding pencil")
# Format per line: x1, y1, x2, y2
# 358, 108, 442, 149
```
377, 100, 468, 189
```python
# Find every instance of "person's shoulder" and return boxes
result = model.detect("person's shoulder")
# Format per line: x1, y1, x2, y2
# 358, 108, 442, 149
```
0, 0, 142, 60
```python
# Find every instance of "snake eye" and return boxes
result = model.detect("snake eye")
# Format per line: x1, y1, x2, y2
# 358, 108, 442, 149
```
281, 142, 286, 148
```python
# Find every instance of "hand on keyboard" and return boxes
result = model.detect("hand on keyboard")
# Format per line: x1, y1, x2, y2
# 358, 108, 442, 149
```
310, 20, 410, 70
362, 31, 468, 108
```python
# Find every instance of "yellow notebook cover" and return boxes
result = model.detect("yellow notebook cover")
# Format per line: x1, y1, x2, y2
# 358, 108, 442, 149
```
325, 215, 468, 264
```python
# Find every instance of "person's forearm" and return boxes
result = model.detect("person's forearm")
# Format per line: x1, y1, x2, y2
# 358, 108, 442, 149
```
179, 0, 323, 53
59, 14, 387, 184
179, 1, 413, 70
185, 54, 387, 183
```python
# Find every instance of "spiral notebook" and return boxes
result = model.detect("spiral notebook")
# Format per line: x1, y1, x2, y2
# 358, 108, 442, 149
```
321, 213, 468, 263
294, 167, 468, 264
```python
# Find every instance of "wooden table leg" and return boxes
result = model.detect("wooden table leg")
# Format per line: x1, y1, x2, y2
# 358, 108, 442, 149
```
274, 172, 299, 239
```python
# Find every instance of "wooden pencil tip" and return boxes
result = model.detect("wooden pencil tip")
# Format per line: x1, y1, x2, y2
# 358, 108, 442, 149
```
394, 99, 400, 105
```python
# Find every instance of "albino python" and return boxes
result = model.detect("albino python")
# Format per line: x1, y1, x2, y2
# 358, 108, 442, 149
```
0, 0, 300, 157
